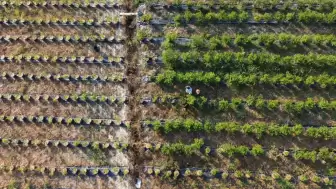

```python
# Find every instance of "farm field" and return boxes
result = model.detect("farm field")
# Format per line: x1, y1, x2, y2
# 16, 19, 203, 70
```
0, 0, 132, 188
1, 0, 336, 188
134, 0, 336, 188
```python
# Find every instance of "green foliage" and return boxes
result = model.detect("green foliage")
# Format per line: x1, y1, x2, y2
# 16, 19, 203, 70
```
156, 70, 221, 85
185, 95, 196, 106
251, 144, 265, 156
217, 143, 249, 157
174, 10, 249, 25
163, 170, 172, 178
210, 169, 218, 176
136, 29, 151, 41
7, 180, 19, 189
140, 13, 153, 22
161, 49, 336, 75
218, 100, 230, 111
271, 171, 281, 180
157, 71, 336, 88
146, 120, 336, 140
161, 139, 204, 156
173, 170, 180, 179
298, 175, 308, 182
292, 150, 318, 162
165, 95, 336, 113
257, 10, 336, 23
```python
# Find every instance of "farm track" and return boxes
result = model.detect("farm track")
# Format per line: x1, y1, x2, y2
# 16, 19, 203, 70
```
124, 0, 142, 187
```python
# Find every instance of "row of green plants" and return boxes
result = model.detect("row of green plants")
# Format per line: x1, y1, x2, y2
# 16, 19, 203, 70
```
161, 33, 336, 50
217, 144, 336, 164
0, 17, 119, 26
172, 10, 336, 25
163, 0, 336, 12
0, 115, 129, 127
172, 10, 249, 24
1, 1, 119, 8
162, 50, 336, 74
185, 95, 336, 113
0, 35, 123, 44
255, 10, 336, 23
0, 138, 128, 150
151, 94, 336, 113
153, 138, 204, 156
0, 55, 123, 64
144, 166, 334, 184
144, 139, 336, 164
0, 165, 129, 176
1, 72, 125, 83
155, 71, 336, 88
145, 0, 336, 11
144, 119, 336, 140
0, 93, 126, 105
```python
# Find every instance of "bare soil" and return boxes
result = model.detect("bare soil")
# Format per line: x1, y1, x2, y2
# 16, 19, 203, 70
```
0, 175, 131, 189
0, 123, 128, 142
0, 1, 132, 188
0, 81, 127, 96
0, 26, 118, 36
0, 63, 125, 76
0, 6, 120, 20
0, 43, 101, 57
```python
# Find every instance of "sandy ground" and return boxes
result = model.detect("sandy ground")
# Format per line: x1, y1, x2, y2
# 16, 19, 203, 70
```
0, 26, 119, 36
0, 175, 132, 189
0, 123, 126, 142
0, 62, 125, 76
0, 10, 132, 189
0, 1, 134, 188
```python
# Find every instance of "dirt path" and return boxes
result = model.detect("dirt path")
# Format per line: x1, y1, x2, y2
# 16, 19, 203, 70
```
123, 0, 143, 188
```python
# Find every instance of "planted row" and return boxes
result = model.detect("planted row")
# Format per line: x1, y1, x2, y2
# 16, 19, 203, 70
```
149, 94, 336, 113
144, 139, 336, 163
255, 10, 336, 23
160, 33, 336, 50
0, 55, 123, 64
217, 144, 336, 164
0, 115, 129, 127
144, 119, 336, 140
0, 1, 120, 9
187, 96, 336, 113
143, 166, 334, 184
156, 71, 336, 88
172, 10, 336, 25
150, 0, 336, 12
0, 72, 125, 83
0, 18, 120, 26
0, 138, 128, 151
0, 93, 127, 105
146, 138, 204, 156
162, 50, 336, 74
0, 35, 123, 44
0, 165, 129, 177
